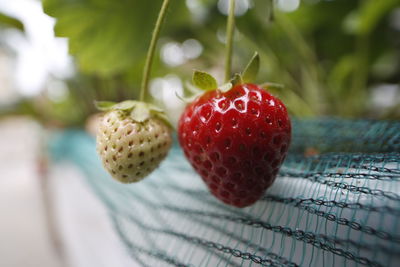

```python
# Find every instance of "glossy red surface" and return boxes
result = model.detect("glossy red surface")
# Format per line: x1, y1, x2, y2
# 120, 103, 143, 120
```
178, 83, 291, 207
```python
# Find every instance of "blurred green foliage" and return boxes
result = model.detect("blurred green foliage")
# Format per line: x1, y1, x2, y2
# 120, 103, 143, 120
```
43, 0, 191, 76
2, 0, 400, 126
233, 0, 400, 117
0, 13, 24, 31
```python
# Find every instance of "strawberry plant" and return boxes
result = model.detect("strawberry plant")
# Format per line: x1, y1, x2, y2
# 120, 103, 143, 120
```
95, 0, 173, 183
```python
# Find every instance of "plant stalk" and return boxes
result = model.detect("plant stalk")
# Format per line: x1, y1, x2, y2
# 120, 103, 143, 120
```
224, 0, 235, 82
140, 0, 170, 101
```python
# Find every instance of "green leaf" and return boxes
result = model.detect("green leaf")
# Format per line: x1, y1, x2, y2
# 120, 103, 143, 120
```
242, 52, 260, 83
267, 0, 274, 22
94, 101, 117, 111
0, 13, 24, 31
357, 0, 399, 35
42, 0, 190, 75
230, 73, 243, 87
192, 70, 218, 91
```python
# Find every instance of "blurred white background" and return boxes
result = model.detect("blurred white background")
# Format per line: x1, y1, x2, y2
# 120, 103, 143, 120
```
0, 1, 69, 266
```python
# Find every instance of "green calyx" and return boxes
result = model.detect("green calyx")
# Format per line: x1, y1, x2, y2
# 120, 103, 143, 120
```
242, 52, 260, 83
192, 70, 218, 91
190, 52, 261, 91
188, 51, 261, 91
179, 51, 284, 102
95, 100, 172, 128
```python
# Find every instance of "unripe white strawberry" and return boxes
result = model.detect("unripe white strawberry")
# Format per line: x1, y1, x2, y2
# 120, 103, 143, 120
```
96, 101, 172, 183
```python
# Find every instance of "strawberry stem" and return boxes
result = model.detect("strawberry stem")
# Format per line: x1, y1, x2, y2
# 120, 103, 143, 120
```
224, 0, 235, 83
140, 0, 170, 102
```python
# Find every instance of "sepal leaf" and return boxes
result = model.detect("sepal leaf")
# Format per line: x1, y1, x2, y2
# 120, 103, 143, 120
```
192, 70, 218, 91
242, 52, 260, 83
113, 100, 137, 110
130, 102, 150, 122
94, 101, 117, 111
95, 99, 172, 128
147, 103, 164, 113
185, 81, 204, 94
175, 91, 202, 104
219, 82, 233, 93
230, 73, 244, 87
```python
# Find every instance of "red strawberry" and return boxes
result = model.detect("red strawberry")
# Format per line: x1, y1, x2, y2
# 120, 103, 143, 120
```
178, 83, 291, 207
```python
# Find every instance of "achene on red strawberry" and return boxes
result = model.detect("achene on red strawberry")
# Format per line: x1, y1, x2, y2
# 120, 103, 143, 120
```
178, 54, 291, 208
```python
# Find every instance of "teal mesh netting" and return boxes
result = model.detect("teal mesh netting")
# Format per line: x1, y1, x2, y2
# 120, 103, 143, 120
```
50, 118, 400, 267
